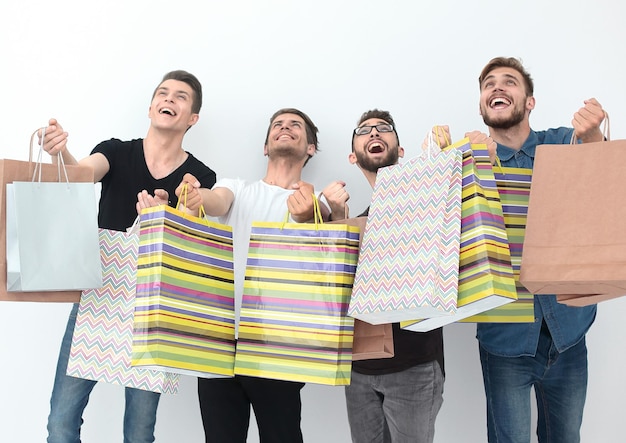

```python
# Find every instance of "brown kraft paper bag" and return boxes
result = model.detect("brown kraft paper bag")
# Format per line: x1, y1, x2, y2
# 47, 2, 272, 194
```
0, 158, 94, 302
519, 135, 626, 305
330, 216, 394, 360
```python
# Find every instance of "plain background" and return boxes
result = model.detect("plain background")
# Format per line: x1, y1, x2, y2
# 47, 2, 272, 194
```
1, 1, 625, 442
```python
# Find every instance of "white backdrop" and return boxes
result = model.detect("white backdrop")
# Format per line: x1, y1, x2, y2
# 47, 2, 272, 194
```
1, 1, 625, 442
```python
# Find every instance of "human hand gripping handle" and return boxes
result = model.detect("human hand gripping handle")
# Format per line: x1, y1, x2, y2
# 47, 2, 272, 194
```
572, 98, 606, 143
174, 173, 203, 214
37, 118, 68, 156
421, 125, 452, 150
288, 181, 316, 222
465, 130, 497, 165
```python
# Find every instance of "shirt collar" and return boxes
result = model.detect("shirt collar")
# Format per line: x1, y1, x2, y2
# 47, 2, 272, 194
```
496, 130, 539, 161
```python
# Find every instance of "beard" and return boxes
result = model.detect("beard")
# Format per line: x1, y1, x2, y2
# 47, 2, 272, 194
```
481, 103, 526, 129
354, 147, 400, 173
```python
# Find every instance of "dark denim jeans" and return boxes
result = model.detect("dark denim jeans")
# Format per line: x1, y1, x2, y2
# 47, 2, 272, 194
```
344, 360, 444, 443
479, 322, 588, 443
46, 304, 161, 443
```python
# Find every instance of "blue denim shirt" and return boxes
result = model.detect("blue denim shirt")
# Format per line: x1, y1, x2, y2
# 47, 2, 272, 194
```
477, 127, 597, 357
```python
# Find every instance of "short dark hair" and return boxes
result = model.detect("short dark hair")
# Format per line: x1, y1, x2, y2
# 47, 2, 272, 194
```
264, 108, 319, 165
152, 70, 203, 114
352, 109, 400, 150
478, 57, 534, 97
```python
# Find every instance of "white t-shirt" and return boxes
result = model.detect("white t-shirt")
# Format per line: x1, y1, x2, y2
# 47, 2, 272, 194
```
213, 178, 296, 335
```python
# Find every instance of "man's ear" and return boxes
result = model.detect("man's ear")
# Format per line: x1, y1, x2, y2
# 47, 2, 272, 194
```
398, 146, 405, 158
187, 113, 200, 127
306, 144, 316, 157
348, 152, 358, 165
263, 144, 269, 156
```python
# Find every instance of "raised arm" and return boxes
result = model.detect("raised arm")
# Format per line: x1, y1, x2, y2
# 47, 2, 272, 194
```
39, 118, 110, 182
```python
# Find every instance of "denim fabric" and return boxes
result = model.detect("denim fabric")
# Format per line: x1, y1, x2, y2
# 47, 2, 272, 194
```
47, 304, 161, 443
480, 322, 588, 443
475, 127, 596, 443
344, 361, 444, 443
478, 127, 597, 357
197, 375, 304, 443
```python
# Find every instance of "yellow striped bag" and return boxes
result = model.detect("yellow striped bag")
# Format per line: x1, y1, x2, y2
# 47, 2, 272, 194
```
234, 203, 360, 385
131, 204, 236, 378
462, 166, 534, 322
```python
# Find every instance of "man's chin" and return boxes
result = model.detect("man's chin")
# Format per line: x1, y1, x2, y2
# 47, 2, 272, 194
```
483, 111, 525, 129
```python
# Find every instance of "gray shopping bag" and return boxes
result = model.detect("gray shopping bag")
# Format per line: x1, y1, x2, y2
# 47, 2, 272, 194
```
6, 181, 102, 291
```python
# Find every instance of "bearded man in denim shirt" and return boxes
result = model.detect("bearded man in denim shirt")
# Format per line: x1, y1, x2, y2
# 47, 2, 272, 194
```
474, 56, 605, 443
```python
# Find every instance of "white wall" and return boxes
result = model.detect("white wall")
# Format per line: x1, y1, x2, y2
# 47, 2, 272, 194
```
1, 1, 625, 442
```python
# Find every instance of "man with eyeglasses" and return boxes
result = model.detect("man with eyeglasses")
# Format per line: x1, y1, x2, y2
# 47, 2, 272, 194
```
322, 109, 444, 443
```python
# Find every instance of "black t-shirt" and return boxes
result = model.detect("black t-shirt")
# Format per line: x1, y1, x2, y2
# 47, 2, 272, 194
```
352, 324, 444, 376
92, 138, 217, 231
351, 208, 445, 376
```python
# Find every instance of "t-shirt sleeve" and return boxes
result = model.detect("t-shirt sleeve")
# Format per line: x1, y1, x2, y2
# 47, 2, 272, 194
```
213, 177, 243, 194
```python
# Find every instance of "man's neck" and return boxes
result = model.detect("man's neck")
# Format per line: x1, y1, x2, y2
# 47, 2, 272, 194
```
489, 121, 532, 151
143, 128, 188, 179
262, 158, 305, 189
143, 127, 186, 159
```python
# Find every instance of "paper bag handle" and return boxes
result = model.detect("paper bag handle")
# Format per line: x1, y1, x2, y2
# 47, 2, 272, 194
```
282, 193, 324, 228
174, 183, 210, 223
421, 125, 451, 159
30, 127, 71, 184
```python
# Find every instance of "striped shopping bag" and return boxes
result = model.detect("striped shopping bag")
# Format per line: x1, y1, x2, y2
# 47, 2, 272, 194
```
67, 228, 179, 393
234, 209, 360, 386
462, 167, 534, 322
402, 139, 517, 332
131, 204, 236, 378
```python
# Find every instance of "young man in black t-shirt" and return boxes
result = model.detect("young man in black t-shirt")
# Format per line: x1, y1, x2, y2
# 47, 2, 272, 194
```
38, 70, 216, 443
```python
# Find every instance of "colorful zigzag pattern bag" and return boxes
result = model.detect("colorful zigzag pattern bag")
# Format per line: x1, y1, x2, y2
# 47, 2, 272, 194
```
67, 228, 179, 393
402, 139, 517, 331
234, 199, 360, 385
348, 148, 463, 324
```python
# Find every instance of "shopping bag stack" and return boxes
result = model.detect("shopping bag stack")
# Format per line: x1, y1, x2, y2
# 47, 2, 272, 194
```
402, 139, 517, 332
330, 217, 394, 361
234, 199, 360, 385
348, 148, 463, 324
2, 129, 99, 300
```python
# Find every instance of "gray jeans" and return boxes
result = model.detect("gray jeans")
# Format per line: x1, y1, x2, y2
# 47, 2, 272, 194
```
345, 361, 444, 443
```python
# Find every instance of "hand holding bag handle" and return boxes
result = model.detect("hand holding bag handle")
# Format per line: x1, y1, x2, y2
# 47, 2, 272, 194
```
5, 126, 101, 292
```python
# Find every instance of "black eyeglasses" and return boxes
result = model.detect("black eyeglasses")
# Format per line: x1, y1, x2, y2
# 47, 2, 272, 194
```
353, 123, 394, 136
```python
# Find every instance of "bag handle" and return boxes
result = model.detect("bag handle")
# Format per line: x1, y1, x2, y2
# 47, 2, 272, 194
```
282, 193, 323, 228
175, 183, 209, 221
570, 111, 610, 144
30, 127, 70, 185
422, 125, 451, 159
